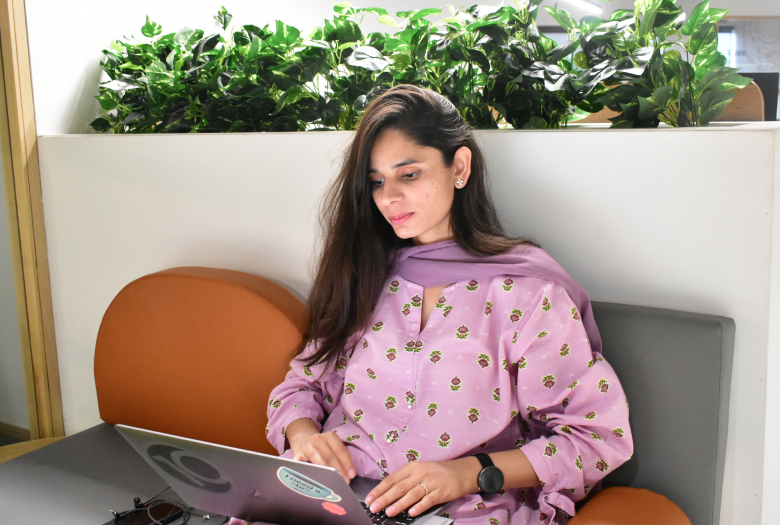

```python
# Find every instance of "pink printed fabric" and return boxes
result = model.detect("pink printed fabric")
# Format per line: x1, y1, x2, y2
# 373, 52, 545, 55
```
266, 275, 633, 524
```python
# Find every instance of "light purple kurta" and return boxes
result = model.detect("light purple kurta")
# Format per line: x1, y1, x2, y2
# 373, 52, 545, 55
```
265, 274, 633, 524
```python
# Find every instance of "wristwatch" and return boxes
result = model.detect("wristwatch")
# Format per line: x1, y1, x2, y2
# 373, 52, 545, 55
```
473, 453, 504, 494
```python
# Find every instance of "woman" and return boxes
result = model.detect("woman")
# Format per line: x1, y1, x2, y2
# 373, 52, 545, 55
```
260, 85, 632, 524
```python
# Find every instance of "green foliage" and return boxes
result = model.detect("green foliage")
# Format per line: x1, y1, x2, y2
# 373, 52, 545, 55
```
90, 1, 749, 133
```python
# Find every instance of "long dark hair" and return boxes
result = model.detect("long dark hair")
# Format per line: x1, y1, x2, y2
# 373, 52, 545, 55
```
298, 85, 535, 371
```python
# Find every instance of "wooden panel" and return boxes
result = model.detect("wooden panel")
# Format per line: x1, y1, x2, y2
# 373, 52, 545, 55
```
0, 0, 63, 438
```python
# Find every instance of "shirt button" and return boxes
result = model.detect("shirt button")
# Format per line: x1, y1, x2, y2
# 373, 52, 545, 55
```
407, 404, 413, 409
386, 438, 392, 443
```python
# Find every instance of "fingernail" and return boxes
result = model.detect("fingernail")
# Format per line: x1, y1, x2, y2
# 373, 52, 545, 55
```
369, 503, 378, 513
347, 468, 356, 479
387, 506, 396, 516
365, 495, 374, 505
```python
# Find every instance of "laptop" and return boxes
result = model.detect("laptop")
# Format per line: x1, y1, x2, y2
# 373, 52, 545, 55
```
116, 424, 453, 525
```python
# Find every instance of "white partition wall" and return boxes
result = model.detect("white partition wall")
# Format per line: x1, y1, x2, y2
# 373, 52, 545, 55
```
37, 124, 780, 524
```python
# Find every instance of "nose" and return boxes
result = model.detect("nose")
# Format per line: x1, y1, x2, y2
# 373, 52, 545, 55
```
378, 177, 403, 208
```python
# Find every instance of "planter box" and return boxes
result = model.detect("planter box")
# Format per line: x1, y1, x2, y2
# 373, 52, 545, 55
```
37, 123, 780, 525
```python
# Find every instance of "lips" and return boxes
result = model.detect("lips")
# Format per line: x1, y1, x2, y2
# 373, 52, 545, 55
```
389, 212, 413, 225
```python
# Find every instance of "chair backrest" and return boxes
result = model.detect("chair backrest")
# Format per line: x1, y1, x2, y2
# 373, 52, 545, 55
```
94, 267, 306, 455
715, 81, 765, 122
592, 302, 735, 525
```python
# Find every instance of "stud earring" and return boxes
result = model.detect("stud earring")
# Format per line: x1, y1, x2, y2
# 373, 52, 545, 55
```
456, 178, 464, 186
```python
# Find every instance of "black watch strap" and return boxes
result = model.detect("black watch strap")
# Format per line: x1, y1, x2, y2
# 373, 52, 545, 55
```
473, 452, 494, 469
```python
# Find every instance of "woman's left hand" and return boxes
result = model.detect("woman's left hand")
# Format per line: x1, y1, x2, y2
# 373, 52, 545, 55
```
364, 458, 478, 518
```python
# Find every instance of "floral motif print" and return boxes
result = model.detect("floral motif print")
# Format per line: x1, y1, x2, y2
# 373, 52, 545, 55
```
429, 350, 442, 364
405, 449, 420, 462
389, 280, 399, 293
441, 305, 453, 317
537, 330, 549, 339
542, 374, 556, 389
385, 347, 398, 362
575, 455, 583, 470
385, 429, 399, 444
455, 325, 470, 340
377, 458, 388, 472
404, 390, 416, 405
401, 303, 411, 317
559, 343, 570, 357
567, 380, 579, 389
269, 398, 282, 409
559, 425, 572, 435
325, 395, 333, 405
584, 411, 597, 420
336, 357, 348, 371
598, 378, 610, 394
484, 301, 493, 316
345, 434, 360, 442
492, 387, 500, 402
514, 438, 526, 448
302, 366, 313, 377
613, 427, 625, 438
502, 278, 514, 292
384, 396, 397, 410
488, 518, 500, 525
511, 331, 519, 344
509, 308, 523, 323
411, 294, 422, 308
366, 368, 377, 380
466, 279, 479, 291
426, 402, 438, 418
473, 501, 486, 510
541, 296, 552, 312
571, 306, 581, 320
405, 339, 423, 353
371, 321, 384, 332
450, 376, 462, 392
511, 410, 519, 422
353, 408, 364, 422
362, 339, 369, 349
561, 397, 570, 409
438, 432, 451, 448
516, 356, 528, 370
595, 458, 610, 472
590, 432, 602, 441
343, 382, 356, 395
467, 407, 480, 424
501, 358, 508, 370
544, 442, 557, 457
435, 295, 447, 309
477, 353, 491, 369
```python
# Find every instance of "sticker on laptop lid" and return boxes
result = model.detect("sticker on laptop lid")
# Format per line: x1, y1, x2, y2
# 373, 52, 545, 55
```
322, 501, 347, 515
277, 466, 342, 502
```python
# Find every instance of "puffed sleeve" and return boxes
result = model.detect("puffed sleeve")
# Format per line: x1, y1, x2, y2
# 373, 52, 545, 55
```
505, 282, 633, 521
266, 340, 346, 454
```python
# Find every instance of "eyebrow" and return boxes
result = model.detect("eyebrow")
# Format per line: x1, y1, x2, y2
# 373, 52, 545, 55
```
368, 159, 419, 174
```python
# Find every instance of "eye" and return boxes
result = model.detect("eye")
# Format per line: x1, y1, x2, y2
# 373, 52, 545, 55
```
372, 178, 385, 188
403, 171, 421, 180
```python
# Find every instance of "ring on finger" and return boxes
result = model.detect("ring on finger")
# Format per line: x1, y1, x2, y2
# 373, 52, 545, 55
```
416, 483, 429, 496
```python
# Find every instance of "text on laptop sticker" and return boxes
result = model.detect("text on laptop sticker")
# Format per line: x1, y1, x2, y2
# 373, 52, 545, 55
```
276, 467, 342, 502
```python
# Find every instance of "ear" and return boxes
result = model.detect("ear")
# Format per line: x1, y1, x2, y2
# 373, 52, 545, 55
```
451, 146, 472, 189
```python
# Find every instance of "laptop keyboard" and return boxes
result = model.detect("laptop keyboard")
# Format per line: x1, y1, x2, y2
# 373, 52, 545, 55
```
361, 501, 419, 524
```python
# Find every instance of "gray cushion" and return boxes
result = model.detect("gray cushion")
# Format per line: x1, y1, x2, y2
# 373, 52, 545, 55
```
592, 302, 734, 525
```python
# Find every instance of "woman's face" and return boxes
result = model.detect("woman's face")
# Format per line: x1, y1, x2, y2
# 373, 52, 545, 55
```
368, 129, 471, 245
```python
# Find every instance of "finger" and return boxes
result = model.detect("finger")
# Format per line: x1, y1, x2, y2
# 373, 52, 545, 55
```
366, 469, 412, 510
386, 485, 430, 517
305, 438, 352, 481
370, 475, 418, 513
408, 492, 437, 517
323, 433, 356, 478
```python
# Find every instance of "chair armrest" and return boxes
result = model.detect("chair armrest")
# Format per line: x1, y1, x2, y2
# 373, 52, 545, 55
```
568, 486, 691, 525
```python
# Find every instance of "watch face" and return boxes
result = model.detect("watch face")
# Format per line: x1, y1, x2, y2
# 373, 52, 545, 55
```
478, 466, 504, 493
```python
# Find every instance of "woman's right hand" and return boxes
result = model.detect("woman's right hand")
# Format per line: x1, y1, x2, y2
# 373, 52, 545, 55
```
286, 417, 356, 483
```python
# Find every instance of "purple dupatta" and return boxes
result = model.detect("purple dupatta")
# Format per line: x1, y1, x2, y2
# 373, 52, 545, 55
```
391, 239, 603, 354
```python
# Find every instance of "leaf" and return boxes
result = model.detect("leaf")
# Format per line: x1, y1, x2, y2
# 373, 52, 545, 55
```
268, 20, 301, 49
142, 15, 162, 38
410, 8, 442, 20
697, 67, 751, 94
214, 6, 232, 31
681, 0, 709, 36
637, 0, 664, 38
637, 85, 673, 119
345, 46, 389, 71
391, 53, 413, 70
698, 89, 735, 125
276, 85, 314, 112
548, 40, 579, 64
467, 48, 490, 72
544, 5, 577, 32
95, 88, 119, 110
89, 118, 111, 132
609, 10, 633, 22
244, 34, 262, 64
193, 34, 220, 63
573, 51, 588, 69
376, 14, 398, 27
688, 22, 717, 56
334, 18, 362, 43
148, 60, 167, 73
174, 27, 198, 48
